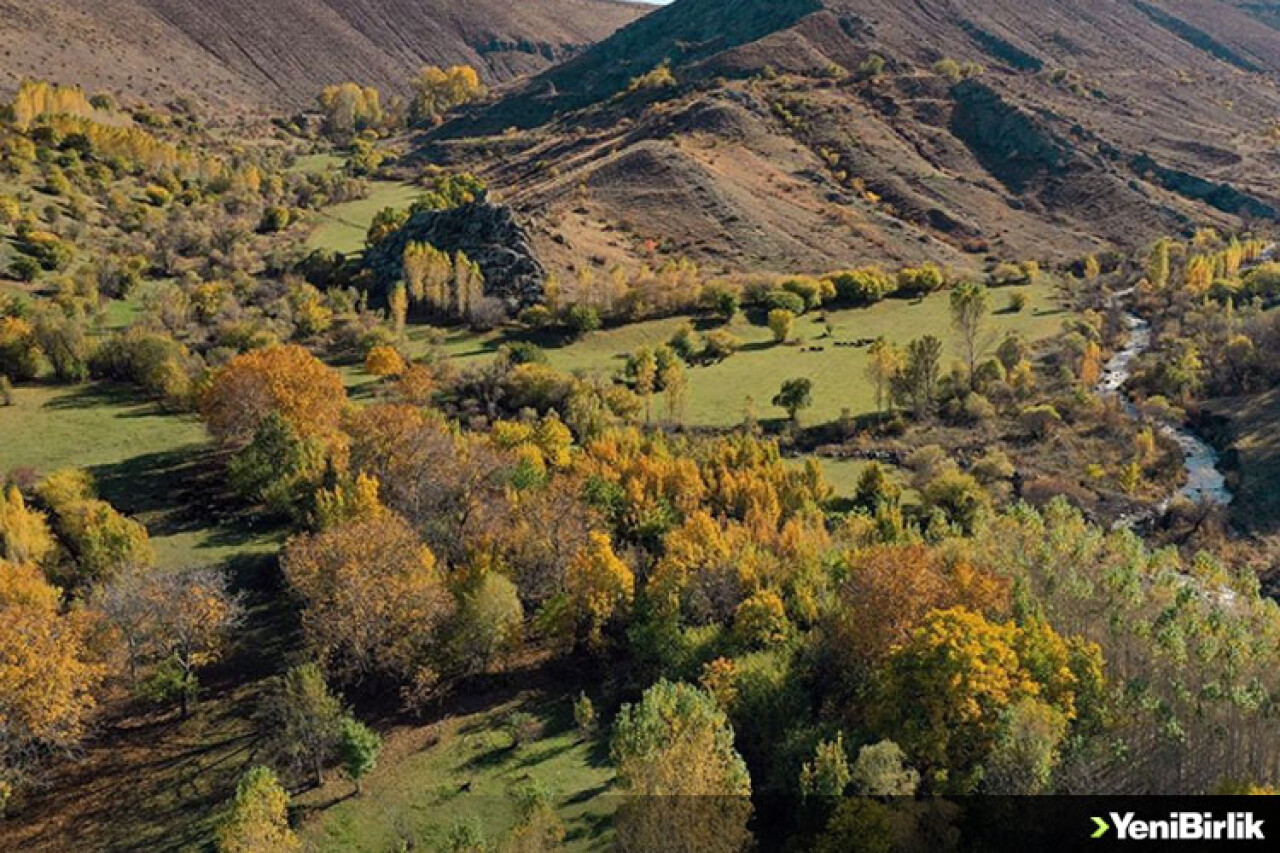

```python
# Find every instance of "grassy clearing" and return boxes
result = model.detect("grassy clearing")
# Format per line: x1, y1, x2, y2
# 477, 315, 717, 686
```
0, 382, 281, 570
289, 152, 345, 174
298, 693, 616, 853
307, 180, 423, 255
397, 281, 1068, 428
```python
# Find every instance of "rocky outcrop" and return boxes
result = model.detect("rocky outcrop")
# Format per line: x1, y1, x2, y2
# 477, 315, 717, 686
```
366, 202, 547, 308
950, 81, 1070, 192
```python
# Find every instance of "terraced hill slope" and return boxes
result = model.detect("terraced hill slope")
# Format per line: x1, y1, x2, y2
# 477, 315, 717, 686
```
0, 0, 649, 111
427, 0, 1280, 275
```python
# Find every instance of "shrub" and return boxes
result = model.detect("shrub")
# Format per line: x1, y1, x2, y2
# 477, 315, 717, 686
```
1008, 292, 1029, 313
563, 305, 601, 339
781, 276, 829, 310
896, 264, 945, 297
768, 309, 796, 344
701, 330, 741, 363
762, 289, 807, 315
829, 267, 895, 305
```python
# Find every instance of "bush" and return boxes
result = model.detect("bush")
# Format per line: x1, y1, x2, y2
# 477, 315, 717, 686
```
768, 309, 796, 344
1008, 292, 1028, 313
563, 304, 601, 338
829, 267, 895, 305
259, 205, 292, 233
781, 276, 829, 310
8, 256, 40, 282
0, 376, 13, 406
762, 289, 807, 316
701, 330, 741, 363
896, 264, 945, 297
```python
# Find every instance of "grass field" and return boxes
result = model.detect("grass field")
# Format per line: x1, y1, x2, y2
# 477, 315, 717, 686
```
307, 180, 423, 255
397, 282, 1068, 428
0, 382, 282, 570
298, 691, 616, 853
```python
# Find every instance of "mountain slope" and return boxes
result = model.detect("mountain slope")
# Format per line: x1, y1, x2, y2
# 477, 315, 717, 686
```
429, 0, 1280, 276
0, 0, 649, 111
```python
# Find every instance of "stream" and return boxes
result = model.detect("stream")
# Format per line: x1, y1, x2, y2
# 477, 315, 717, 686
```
1097, 294, 1232, 512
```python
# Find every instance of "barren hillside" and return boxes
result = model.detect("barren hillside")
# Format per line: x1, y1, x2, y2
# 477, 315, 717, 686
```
0, 0, 649, 111
428, 0, 1280, 276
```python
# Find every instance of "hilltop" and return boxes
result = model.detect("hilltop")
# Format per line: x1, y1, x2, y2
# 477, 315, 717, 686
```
425, 0, 1280, 276
0, 0, 650, 112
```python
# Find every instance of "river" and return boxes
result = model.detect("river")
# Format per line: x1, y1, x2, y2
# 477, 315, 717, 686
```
1097, 294, 1233, 510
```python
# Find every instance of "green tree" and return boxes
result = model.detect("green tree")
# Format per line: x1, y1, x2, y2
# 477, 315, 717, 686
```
949, 282, 990, 386
611, 680, 752, 852
892, 335, 943, 419
772, 377, 813, 424
337, 716, 382, 794
849, 740, 919, 796
800, 733, 852, 799
256, 662, 345, 787
865, 338, 903, 414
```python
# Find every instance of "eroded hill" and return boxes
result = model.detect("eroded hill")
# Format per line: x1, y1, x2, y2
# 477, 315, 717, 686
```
426, 0, 1280, 276
0, 0, 649, 111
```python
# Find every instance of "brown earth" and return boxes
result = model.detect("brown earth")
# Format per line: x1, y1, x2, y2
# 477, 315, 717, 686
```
0, 0, 651, 112
422, 0, 1280, 278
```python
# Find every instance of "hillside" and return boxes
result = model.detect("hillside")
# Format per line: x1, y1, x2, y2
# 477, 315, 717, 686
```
426, 0, 1280, 276
0, 0, 650, 111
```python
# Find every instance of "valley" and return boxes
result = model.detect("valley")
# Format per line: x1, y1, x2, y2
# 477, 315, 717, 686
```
3, 3, 1280, 851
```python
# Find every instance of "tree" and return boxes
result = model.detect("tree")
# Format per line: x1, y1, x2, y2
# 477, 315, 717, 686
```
337, 717, 382, 794
874, 607, 1041, 791
216, 766, 300, 853
772, 377, 812, 424
200, 346, 347, 447
767, 308, 795, 344
283, 515, 452, 685
227, 413, 327, 521
1147, 239, 1171, 289
0, 486, 56, 565
732, 589, 791, 649
865, 338, 903, 414
133, 568, 241, 717
892, 335, 943, 419
410, 65, 486, 126
573, 693, 597, 738
388, 283, 409, 337
566, 532, 635, 647
800, 733, 852, 799
849, 740, 919, 796
257, 663, 345, 787
629, 348, 658, 425
0, 560, 103, 788
949, 282, 990, 386
611, 680, 752, 853
364, 345, 407, 378
317, 83, 383, 138
982, 698, 1067, 794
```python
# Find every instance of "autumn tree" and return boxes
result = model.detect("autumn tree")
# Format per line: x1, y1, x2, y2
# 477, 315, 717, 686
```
409, 66, 486, 126
864, 338, 903, 414
282, 514, 452, 686
112, 567, 240, 717
565, 531, 635, 647
317, 83, 383, 139
0, 560, 103, 792
200, 345, 347, 447
768, 308, 795, 344
215, 766, 300, 853
0, 486, 55, 565
611, 680, 753, 853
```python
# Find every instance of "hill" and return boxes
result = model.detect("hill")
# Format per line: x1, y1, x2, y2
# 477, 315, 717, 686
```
0, 0, 650, 111
425, 0, 1280, 276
